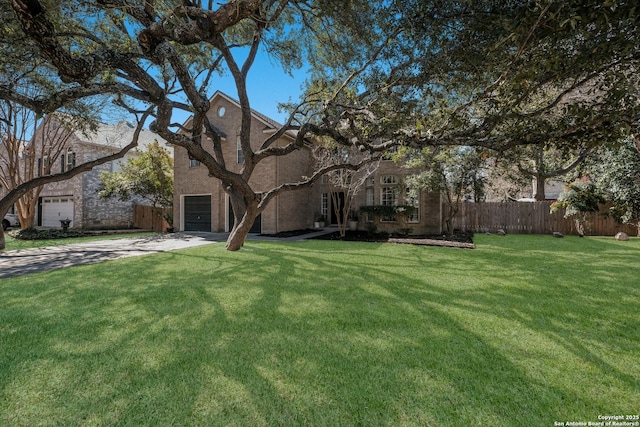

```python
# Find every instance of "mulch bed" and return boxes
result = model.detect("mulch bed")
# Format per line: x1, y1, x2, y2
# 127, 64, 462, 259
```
311, 230, 475, 249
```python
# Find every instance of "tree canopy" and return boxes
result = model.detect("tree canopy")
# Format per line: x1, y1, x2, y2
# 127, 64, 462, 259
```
580, 137, 640, 233
3, 0, 638, 249
99, 140, 173, 208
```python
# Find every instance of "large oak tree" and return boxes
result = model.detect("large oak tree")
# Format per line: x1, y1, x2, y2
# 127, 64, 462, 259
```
3, 0, 638, 250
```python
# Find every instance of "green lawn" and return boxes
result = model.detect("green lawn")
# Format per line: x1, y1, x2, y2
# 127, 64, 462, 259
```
1, 235, 638, 426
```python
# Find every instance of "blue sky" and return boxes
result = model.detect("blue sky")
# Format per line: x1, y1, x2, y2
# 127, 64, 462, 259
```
197, 47, 309, 125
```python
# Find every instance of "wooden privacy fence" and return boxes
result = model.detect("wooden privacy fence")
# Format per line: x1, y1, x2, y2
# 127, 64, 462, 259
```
450, 201, 638, 236
133, 205, 171, 232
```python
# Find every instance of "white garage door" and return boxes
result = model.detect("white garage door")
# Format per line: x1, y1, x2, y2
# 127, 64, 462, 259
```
41, 196, 75, 227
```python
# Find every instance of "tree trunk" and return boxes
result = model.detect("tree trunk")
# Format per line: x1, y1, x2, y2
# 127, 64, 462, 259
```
17, 197, 38, 230
0, 227, 5, 250
225, 211, 259, 251
444, 203, 457, 235
331, 191, 348, 237
534, 174, 546, 201
225, 191, 260, 251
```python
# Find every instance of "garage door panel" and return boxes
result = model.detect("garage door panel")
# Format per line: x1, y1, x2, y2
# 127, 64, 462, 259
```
41, 197, 74, 227
184, 195, 211, 232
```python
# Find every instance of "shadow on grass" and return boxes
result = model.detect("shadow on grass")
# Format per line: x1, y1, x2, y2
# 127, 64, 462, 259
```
1, 236, 638, 425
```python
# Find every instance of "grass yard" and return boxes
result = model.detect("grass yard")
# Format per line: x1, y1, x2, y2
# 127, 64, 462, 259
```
0, 235, 638, 426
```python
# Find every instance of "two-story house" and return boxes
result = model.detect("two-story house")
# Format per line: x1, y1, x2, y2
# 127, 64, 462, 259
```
36, 120, 167, 229
174, 91, 315, 234
174, 91, 444, 236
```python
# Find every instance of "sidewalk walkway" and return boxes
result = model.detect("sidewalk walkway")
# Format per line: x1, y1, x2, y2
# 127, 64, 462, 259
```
0, 229, 335, 279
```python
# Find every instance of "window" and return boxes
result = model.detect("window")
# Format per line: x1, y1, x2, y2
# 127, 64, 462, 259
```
66, 151, 76, 171
366, 188, 375, 206
381, 186, 398, 207
321, 193, 328, 218
380, 175, 398, 184
37, 156, 50, 177
366, 176, 375, 187
217, 106, 226, 117
381, 175, 399, 222
365, 187, 375, 222
236, 136, 244, 164
189, 158, 200, 168
406, 193, 420, 223
61, 149, 75, 172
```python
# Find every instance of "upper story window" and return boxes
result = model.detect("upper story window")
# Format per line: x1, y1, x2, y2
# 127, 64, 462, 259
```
189, 156, 200, 168
380, 175, 398, 185
217, 106, 226, 117
60, 149, 75, 172
37, 156, 50, 177
236, 136, 244, 164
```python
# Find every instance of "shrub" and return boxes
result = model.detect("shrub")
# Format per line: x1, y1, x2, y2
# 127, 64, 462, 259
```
551, 178, 606, 236
10, 228, 90, 240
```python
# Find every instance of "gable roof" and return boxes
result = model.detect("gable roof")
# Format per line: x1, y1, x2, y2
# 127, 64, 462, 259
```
210, 91, 310, 144
74, 121, 167, 150
210, 90, 282, 131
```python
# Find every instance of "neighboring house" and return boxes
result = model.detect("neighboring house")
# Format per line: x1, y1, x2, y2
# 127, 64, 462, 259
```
36, 121, 168, 229
174, 91, 444, 235
0, 140, 25, 227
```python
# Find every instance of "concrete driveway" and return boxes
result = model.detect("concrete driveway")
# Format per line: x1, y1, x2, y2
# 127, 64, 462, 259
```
0, 230, 333, 279
0, 232, 228, 279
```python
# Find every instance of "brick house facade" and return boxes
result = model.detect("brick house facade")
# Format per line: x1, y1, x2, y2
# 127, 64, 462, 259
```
173, 92, 315, 233
36, 121, 167, 229
315, 159, 443, 235
174, 91, 443, 235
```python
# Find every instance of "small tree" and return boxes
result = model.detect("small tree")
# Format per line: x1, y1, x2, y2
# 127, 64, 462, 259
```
99, 140, 173, 209
580, 138, 640, 235
494, 144, 594, 201
551, 178, 605, 236
405, 146, 488, 234
314, 145, 379, 237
